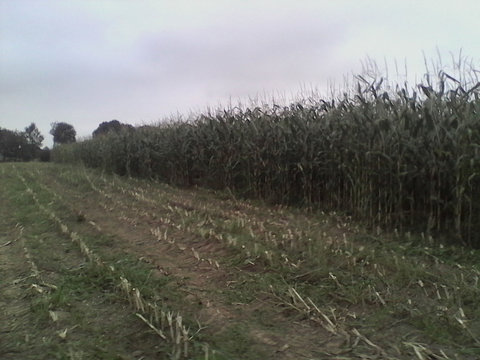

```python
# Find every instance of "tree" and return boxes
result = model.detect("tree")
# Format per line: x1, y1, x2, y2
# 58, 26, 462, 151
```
50, 122, 76, 145
92, 120, 133, 138
39, 147, 51, 162
0, 127, 31, 161
24, 122, 44, 148
0, 125, 47, 161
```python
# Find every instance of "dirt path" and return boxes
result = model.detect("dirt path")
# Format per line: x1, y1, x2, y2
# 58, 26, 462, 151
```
0, 223, 35, 358
24, 165, 339, 359
5, 163, 479, 360
0, 169, 175, 359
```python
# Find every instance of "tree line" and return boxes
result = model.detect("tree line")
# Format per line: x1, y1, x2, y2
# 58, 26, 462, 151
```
1, 120, 132, 162
0, 123, 49, 162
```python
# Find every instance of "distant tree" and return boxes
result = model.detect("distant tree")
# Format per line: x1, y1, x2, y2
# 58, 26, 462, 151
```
0, 127, 31, 161
92, 120, 133, 138
24, 122, 44, 148
39, 147, 51, 162
21, 122, 44, 159
50, 122, 76, 145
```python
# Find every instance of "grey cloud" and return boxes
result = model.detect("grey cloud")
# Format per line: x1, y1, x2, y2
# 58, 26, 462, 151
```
139, 14, 346, 93
1, 0, 479, 147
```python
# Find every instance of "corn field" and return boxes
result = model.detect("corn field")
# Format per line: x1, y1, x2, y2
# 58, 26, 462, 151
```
52, 70, 480, 247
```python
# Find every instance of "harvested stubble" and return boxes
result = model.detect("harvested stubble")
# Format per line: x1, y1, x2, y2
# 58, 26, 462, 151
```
17, 172, 194, 359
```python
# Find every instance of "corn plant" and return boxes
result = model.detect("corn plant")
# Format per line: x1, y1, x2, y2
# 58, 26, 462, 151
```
52, 63, 480, 247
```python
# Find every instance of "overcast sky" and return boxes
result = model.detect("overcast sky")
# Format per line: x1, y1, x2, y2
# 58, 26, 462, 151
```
1, 0, 479, 147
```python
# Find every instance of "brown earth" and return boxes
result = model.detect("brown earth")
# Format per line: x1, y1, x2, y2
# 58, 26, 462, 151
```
28, 165, 344, 359
0, 174, 179, 359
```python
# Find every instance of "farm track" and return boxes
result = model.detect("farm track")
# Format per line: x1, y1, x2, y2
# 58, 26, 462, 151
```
21, 165, 335, 359
0, 168, 165, 359
2, 163, 480, 359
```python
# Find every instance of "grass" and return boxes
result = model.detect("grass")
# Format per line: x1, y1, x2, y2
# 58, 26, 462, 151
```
0, 164, 211, 359
2, 162, 480, 359
1, 180, 135, 359
209, 323, 269, 360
